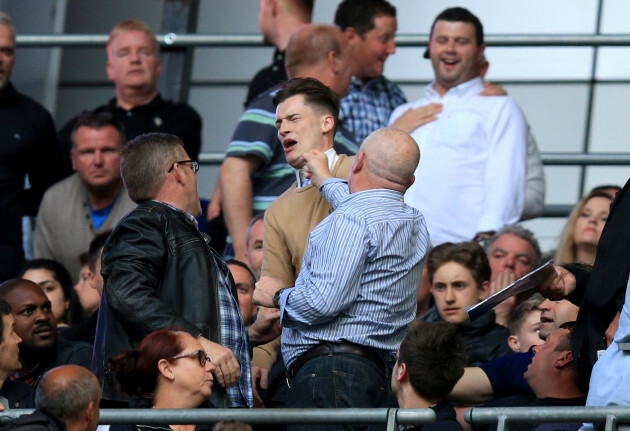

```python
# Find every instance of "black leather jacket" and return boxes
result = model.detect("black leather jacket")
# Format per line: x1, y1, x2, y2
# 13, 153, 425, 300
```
92, 200, 234, 401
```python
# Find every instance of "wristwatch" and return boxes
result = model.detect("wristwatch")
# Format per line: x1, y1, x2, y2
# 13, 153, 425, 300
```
273, 288, 287, 308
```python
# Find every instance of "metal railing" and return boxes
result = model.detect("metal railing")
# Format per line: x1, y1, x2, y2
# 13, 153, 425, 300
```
15, 31, 630, 219
466, 406, 630, 431
16, 32, 630, 172
198, 152, 630, 167
0, 408, 436, 431
15, 33, 630, 48
4, 406, 630, 430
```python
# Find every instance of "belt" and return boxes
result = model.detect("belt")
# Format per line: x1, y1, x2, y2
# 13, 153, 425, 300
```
286, 342, 384, 383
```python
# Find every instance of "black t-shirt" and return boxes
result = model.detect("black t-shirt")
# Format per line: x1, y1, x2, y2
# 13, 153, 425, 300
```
0, 83, 63, 280
58, 94, 202, 177
244, 49, 286, 108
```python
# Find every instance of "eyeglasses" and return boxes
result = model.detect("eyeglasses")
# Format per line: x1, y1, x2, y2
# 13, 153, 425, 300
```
168, 160, 199, 174
169, 350, 210, 367
389, 351, 400, 363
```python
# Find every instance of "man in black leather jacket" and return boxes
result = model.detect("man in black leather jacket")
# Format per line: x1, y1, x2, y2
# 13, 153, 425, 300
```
92, 133, 280, 408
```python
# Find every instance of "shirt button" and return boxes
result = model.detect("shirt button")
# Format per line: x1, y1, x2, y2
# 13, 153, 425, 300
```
272, 65, 278, 71
126, 111, 132, 117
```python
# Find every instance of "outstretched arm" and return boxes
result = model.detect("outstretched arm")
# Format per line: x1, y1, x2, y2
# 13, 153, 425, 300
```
220, 155, 262, 261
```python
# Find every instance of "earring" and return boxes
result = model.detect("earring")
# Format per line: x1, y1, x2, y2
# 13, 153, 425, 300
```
170, 373, 174, 379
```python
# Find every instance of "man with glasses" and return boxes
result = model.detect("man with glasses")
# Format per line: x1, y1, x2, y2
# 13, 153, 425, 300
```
92, 133, 281, 408
33, 112, 136, 283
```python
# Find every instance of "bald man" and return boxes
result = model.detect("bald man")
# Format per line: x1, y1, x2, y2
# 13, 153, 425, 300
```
8, 365, 101, 431
254, 127, 429, 429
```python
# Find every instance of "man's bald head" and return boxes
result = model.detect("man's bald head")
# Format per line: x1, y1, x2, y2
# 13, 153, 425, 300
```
37, 365, 101, 429
286, 24, 347, 78
359, 127, 419, 192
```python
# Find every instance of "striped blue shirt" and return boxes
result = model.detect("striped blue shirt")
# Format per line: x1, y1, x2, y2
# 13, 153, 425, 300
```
279, 178, 430, 366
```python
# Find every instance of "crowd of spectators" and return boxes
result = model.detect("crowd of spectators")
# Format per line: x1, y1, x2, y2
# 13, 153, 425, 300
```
0, 1, 628, 431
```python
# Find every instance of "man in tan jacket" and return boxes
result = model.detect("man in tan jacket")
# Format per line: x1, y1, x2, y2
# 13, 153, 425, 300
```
250, 25, 357, 401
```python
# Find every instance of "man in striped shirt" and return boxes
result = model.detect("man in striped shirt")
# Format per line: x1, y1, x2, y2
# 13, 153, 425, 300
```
254, 127, 429, 430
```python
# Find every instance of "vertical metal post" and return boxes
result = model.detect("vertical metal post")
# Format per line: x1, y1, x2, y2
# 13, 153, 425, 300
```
579, 0, 604, 196
497, 414, 509, 431
159, 0, 199, 102
605, 414, 618, 431
386, 408, 398, 431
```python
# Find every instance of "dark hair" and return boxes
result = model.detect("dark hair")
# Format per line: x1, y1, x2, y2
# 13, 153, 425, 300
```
70, 111, 126, 149
0, 299, 11, 343
555, 321, 576, 352
553, 321, 585, 390
20, 259, 83, 326
226, 259, 256, 284
108, 329, 186, 399
399, 321, 466, 402
334, 0, 396, 36
508, 297, 543, 335
88, 229, 112, 273
121, 133, 183, 203
430, 7, 484, 46
589, 184, 621, 197
426, 241, 491, 286
78, 252, 88, 267
273, 77, 340, 135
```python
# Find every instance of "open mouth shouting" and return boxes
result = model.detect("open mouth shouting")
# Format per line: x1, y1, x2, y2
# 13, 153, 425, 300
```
283, 138, 297, 154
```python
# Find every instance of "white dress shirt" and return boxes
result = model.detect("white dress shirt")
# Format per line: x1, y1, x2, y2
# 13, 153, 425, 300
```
295, 147, 340, 188
389, 77, 527, 245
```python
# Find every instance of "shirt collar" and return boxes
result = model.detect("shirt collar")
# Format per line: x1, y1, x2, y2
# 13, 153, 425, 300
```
108, 93, 164, 111
0, 82, 18, 101
425, 76, 484, 100
295, 147, 339, 187
151, 199, 199, 228
350, 75, 385, 91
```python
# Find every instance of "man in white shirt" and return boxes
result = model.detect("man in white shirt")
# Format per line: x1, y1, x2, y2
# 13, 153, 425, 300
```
389, 7, 528, 245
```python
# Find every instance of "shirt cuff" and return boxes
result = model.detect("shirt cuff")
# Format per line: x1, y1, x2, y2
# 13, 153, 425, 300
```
321, 177, 346, 188
278, 287, 295, 326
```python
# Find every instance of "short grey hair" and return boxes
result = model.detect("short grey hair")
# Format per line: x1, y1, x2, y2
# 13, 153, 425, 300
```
36, 366, 100, 422
485, 224, 542, 266
0, 12, 16, 34
121, 133, 182, 203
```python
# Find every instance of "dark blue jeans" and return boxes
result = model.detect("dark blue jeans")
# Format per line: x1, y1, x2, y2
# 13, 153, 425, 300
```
286, 352, 390, 431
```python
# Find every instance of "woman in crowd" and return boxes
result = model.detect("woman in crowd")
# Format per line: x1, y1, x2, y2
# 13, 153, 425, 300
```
423, 241, 512, 366
554, 190, 613, 265
108, 329, 216, 431
21, 258, 83, 328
